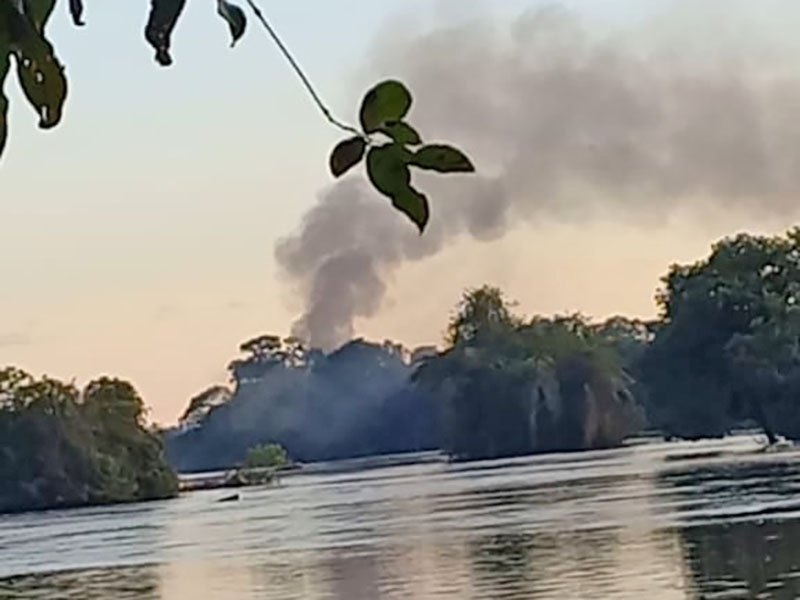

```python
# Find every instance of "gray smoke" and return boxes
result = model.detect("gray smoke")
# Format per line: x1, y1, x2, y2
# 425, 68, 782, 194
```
276, 6, 800, 350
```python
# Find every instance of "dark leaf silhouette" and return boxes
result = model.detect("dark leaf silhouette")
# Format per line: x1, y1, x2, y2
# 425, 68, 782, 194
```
411, 144, 475, 173
329, 136, 366, 178
0, 1, 475, 232
144, 0, 187, 67
20, 0, 56, 31
7, 4, 66, 129
360, 79, 412, 134
0, 55, 9, 158
390, 185, 429, 233
381, 121, 421, 145
69, 0, 84, 26
217, 0, 246, 47
367, 143, 429, 232
366, 143, 411, 195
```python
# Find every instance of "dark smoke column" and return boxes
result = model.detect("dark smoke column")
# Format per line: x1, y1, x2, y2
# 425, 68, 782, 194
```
275, 180, 449, 351
277, 7, 800, 350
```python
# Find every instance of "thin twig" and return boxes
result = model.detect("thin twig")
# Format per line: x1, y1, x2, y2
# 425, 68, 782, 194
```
244, 0, 364, 139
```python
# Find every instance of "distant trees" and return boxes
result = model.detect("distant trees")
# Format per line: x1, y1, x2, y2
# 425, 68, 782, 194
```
165, 336, 438, 471
243, 443, 289, 470
414, 286, 645, 460
0, 369, 177, 513
179, 385, 232, 430
227, 335, 313, 385
165, 229, 800, 470
164, 289, 663, 469
642, 229, 800, 443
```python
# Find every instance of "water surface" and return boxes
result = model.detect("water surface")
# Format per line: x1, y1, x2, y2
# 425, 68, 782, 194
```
3, 436, 800, 599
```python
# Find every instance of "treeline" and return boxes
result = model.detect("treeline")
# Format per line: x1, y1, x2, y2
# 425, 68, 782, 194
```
644, 229, 800, 442
11, 230, 800, 509
165, 295, 649, 470
414, 288, 647, 459
164, 338, 438, 471
168, 228, 800, 468
0, 370, 178, 513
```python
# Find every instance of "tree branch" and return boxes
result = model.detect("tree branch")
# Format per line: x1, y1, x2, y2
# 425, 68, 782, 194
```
244, 0, 364, 139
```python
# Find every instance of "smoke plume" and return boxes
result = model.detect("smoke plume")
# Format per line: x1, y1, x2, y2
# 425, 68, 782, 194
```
276, 6, 800, 350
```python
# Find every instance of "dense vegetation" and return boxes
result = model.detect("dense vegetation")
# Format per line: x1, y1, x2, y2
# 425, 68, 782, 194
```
643, 229, 800, 443
243, 443, 289, 470
168, 228, 800, 468
415, 287, 647, 460
166, 289, 649, 468
164, 337, 438, 471
0, 369, 177, 513
8, 229, 800, 500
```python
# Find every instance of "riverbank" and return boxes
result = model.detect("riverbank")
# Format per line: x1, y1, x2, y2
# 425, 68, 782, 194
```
177, 451, 446, 492
178, 465, 299, 492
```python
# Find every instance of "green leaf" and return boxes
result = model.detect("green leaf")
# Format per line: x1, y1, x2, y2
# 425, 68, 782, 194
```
390, 186, 429, 234
381, 121, 421, 146
69, 0, 84, 26
410, 144, 475, 173
145, 0, 187, 67
366, 143, 429, 232
216, 0, 246, 47
366, 143, 411, 196
359, 80, 412, 134
329, 136, 366, 178
7, 5, 66, 129
20, 0, 56, 32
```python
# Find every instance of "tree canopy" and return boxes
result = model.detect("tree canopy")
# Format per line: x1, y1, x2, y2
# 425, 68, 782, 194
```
414, 287, 645, 460
642, 230, 800, 442
165, 336, 438, 471
242, 442, 289, 470
0, 368, 178, 513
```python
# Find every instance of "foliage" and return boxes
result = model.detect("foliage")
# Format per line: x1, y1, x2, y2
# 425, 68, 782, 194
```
0, 0, 473, 232
446, 285, 518, 346
414, 289, 645, 460
641, 229, 800, 442
0, 368, 178, 513
165, 337, 438, 471
178, 385, 231, 429
330, 79, 475, 232
242, 442, 288, 470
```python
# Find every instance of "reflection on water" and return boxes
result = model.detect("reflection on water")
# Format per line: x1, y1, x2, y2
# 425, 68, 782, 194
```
661, 455, 800, 599
0, 565, 160, 599
682, 520, 800, 600
3, 437, 800, 599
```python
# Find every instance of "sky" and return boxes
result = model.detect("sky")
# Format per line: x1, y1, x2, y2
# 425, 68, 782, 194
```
2, 0, 800, 424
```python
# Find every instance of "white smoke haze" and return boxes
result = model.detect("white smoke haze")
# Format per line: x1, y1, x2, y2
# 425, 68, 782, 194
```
276, 5, 800, 351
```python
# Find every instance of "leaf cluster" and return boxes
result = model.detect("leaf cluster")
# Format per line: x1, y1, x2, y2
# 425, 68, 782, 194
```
0, 0, 246, 157
329, 79, 474, 232
1, 2, 475, 232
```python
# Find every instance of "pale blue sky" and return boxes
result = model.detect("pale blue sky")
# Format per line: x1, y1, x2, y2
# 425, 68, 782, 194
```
1, 0, 797, 423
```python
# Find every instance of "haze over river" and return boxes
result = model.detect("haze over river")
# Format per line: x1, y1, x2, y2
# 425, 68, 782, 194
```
2, 436, 800, 599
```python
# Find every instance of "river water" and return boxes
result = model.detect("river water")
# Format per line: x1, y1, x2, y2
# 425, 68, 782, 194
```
2, 436, 800, 599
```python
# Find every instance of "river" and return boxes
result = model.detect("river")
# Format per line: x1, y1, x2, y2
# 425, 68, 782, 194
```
2, 435, 800, 599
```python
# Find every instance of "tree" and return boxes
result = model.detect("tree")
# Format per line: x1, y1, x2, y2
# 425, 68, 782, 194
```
227, 334, 311, 385
179, 385, 232, 429
415, 288, 644, 460
165, 336, 438, 471
446, 285, 518, 346
0, 368, 178, 513
0, 0, 474, 232
641, 230, 800, 442
242, 442, 288, 470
